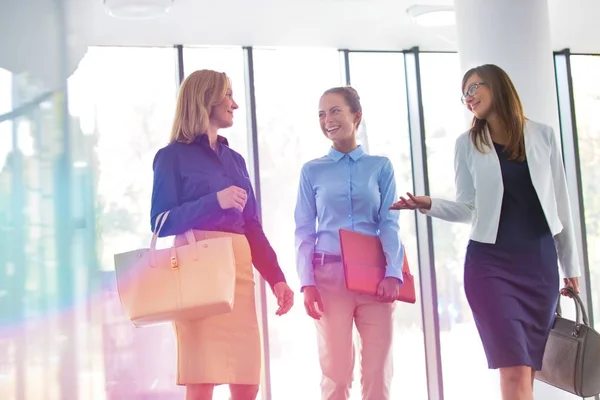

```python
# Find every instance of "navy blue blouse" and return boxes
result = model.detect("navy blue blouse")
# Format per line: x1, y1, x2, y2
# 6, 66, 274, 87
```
492, 142, 551, 247
150, 134, 286, 289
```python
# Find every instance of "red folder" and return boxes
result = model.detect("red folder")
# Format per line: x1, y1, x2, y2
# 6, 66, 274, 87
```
339, 229, 416, 304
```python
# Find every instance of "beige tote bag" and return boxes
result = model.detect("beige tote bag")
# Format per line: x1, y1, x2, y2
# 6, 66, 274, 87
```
114, 211, 236, 327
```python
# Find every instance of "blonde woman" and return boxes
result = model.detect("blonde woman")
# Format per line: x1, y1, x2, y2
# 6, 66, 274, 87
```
150, 69, 294, 400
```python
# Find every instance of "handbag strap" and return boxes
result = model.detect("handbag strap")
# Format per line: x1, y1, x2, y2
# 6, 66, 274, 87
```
149, 211, 170, 252
149, 211, 199, 267
556, 287, 590, 328
149, 211, 170, 267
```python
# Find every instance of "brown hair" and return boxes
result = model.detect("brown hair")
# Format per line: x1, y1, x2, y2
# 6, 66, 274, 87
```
462, 64, 526, 161
169, 69, 229, 144
321, 86, 363, 126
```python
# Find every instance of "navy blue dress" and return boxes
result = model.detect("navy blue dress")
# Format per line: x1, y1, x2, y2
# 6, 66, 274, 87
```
464, 142, 559, 370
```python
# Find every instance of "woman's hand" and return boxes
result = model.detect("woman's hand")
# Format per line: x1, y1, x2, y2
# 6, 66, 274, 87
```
389, 192, 432, 211
303, 286, 324, 320
376, 277, 400, 303
217, 185, 247, 212
561, 277, 580, 297
273, 282, 294, 316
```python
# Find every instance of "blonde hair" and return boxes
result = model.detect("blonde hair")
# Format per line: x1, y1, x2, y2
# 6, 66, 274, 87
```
169, 69, 229, 144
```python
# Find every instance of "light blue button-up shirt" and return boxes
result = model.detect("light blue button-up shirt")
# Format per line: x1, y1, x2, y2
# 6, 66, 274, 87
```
294, 145, 404, 289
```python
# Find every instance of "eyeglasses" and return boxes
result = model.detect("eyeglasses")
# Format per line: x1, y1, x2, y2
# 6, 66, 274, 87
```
461, 82, 485, 104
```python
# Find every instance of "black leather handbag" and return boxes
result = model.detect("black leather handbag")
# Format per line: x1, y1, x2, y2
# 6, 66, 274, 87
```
536, 287, 600, 397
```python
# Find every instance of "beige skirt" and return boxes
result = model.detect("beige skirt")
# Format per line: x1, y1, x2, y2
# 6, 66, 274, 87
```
173, 230, 261, 385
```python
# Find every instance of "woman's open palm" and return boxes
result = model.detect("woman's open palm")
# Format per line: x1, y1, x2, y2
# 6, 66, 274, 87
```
389, 192, 432, 211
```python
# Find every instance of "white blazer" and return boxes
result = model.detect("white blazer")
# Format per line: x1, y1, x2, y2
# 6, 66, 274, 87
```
426, 120, 580, 278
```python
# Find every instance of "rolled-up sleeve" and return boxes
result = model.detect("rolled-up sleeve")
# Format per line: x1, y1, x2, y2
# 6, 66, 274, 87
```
426, 133, 476, 223
378, 158, 404, 282
294, 164, 318, 289
150, 147, 221, 237
548, 127, 581, 278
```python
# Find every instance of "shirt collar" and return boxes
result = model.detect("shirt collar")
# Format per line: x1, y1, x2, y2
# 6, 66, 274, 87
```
193, 134, 229, 147
327, 145, 365, 162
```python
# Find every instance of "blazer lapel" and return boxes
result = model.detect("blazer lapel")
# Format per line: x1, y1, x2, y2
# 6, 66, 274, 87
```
472, 127, 504, 199
524, 121, 539, 178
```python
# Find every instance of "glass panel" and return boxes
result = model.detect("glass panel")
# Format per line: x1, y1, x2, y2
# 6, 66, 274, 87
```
69, 47, 179, 271
0, 68, 12, 170
0, 68, 11, 115
348, 51, 428, 398
419, 53, 501, 400
0, 116, 13, 400
68, 46, 183, 399
0, 114, 29, 399
253, 47, 341, 400
571, 54, 600, 331
0, 94, 68, 399
183, 46, 249, 158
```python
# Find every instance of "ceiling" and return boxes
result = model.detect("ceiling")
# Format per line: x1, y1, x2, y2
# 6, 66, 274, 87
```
73, 0, 600, 53
1, 0, 598, 96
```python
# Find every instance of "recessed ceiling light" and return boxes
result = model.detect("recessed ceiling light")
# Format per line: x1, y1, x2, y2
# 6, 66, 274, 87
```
406, 5, 455, 27
103, 0, 174, 20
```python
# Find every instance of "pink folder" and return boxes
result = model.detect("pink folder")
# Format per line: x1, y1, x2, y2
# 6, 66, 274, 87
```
339, 229, 416, 304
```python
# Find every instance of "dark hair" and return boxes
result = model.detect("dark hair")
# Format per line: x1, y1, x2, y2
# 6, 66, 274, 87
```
462, 64, 526, 161
321, 86, 363, 126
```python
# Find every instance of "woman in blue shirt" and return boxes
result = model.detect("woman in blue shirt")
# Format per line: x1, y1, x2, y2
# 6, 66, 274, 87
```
150, 69, 294, 400
294, 86, 404, 400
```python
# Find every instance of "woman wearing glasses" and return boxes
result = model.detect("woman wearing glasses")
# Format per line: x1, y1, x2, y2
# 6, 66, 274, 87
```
390, 64, 580, 400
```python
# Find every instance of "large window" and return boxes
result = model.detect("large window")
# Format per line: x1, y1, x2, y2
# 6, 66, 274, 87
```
419, 53, 501, 400
68, 46, 183, 399
348, 51, 427, 398
3, 44, 598, 400
69, 46, 179, 270
571, 54, 600, 331
253, 47, 341, 400
0, 91, 76, 399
